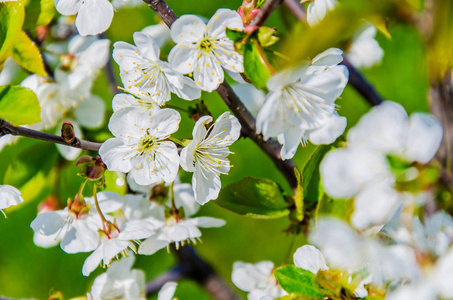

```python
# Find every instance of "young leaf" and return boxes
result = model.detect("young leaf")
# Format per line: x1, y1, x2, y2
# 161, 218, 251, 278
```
215, 177, 290, 218
274, 266, 325, 298
302, 145, 332, 210
23, 0, 56, 29
0, 1, 25, 65
226, 28, 247, 42
257, 26, 279, 47
11, 31, 47, 76
0, 85, 41, 125
315, 194, 353, 221
243, 39, 273, 89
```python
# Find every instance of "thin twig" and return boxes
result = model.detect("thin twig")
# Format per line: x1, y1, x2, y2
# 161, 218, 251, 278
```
250, 0, 284, 26
0, 120, 101, 152
146, 266, 186, 296
142, 0, 298, 189
283, 0, 306, 21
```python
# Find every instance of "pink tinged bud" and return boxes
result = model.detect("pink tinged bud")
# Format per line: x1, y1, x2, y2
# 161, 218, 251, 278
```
238, 7, 247, 22
244, 24, 260, 34
87, 164, 106, 181
76, 155, 94, 166
37, 195, 60, 214
61, 121, 76, 144
246, 8, 260, 23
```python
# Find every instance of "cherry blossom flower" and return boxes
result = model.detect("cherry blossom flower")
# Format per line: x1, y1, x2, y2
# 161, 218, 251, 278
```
293, 245, 369, 298
30, 192, 123, 253
112, 93, 160, 115
256, 49, 349, 160
57, 35, 110, 90
231, 261, 288, 300
54, 0, 114, 36
89, 255, 146, 300
138, 215, 225, 255
306, 0, 338, 27
168, 9, 244, 92
99, 107, 181, 185
180, 112, 241, 204
113, 32, 200, 106
320, 101, 443, 229
0, 185, 24, 217
232, 83, 266, 117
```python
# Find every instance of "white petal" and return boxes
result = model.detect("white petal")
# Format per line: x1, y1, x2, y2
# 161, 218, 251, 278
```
108, 107, 147, 138
170, 15, 205, 44
61, 219, 100, 253
404, 113, 442, 164
193, 54, 224, 92
0, 185, 24, 209
293, 245, 328, 274
30, 210, 67, 235
168, 45, 197, 74
179, 141, 197, 173
173, 183, 199, 216
172, 76, 201, 101
307, 113, 346, 145
133, 32, 160, 61
351, 181, 400, 230
232, 84, 265, 117
138, 234, 169, 255
140, 23, 171, 48
86, 191, 124, 213
33, 231, 61, 248
74, 94, 105, 129
82, 245, 104, 276
311, 48, 343, 69
267, 62, 309, 91
193, 164, 222, 205
190, 217, 226, 228
157, 282, 177, 300
55, 0, 82, 15
78, 38, 111, 71
99, 138, 133, 173
207, 9, 244, 37
75, 0, 113, 36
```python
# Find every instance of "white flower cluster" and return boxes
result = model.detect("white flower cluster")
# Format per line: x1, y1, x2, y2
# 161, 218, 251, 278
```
321, 101, 443, 229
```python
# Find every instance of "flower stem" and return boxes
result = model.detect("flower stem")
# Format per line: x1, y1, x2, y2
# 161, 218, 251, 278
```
93, 185, 107, 224
170, 181, 176, 210
168, 136, 186, 147
77, 179, 88, 199
165, 104, 190, 114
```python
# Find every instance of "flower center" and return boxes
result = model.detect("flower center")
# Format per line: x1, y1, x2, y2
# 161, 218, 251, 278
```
137, 133, 157, 156
197, 36, 217, 53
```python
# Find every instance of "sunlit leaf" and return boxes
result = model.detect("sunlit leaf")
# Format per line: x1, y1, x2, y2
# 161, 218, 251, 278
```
216, 177, 290, 218
275, 266, 325, 298
244, 39, 273, 89
0, 1, 25, 66
0, 85, 41, 125
11, 31, 47, 76
23, 0, 55, 29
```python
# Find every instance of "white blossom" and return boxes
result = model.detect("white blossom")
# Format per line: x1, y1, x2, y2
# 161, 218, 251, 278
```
113, 32, 200, 106
99, 107, 181, 186
54, 0, 114, 36
0, 185, 24, 216
347, 24, 384, 68
180, 112, 241, 205
138, 216, 225, 255
157, 282, 178, 300
89, 255, 146, 300
140, 23, 171, 48
256, 48, 349, 160
168, 9, 244, 92
320, 101, 443, 229
231, 261, 288, 300
30, 192, 123, 253
232, 83, 266, 117
306, 0, 338, 27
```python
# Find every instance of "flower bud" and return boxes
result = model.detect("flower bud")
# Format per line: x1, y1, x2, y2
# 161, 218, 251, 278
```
61, 121, 76, 144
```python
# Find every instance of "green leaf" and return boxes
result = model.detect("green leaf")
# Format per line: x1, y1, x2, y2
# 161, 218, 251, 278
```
215, 177, 290, 218
11, 31, 47, 76
0, 85, 41, 125
0, 1, 25, 65
257, 26, 279, 47
226, 28, 247, 42
23, 0, 55, 29
243, 39, 273, 89
302, 145, 332, 210
293, 168, 304, 222
274, 266, 325, 298
315, 194, 353, 221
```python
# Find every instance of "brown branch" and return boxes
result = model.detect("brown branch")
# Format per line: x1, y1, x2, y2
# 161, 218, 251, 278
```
0, 120, 101, 152
250, 0, 284, 26
143, 0, 298, 189
283, 0, 306, 21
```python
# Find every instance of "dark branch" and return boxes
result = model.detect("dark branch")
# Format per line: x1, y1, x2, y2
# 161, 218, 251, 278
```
0, 120, 101, 152
146, 266, 186, 295
283, 0, 306, 21
250, 0, 284, 26
143, 0, 298, 189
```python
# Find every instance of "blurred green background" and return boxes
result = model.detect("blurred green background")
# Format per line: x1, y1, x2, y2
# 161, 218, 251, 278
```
0, 0, 430, 298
